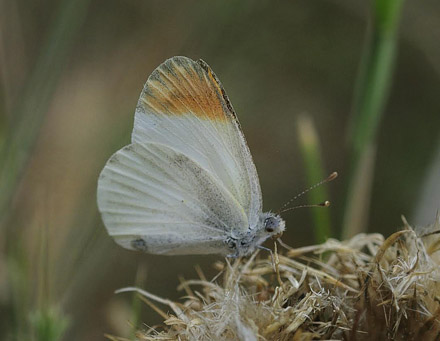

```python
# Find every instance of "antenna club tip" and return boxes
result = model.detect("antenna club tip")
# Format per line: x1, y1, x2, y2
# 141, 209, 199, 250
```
323, 201, 331, 207
328, 172, 338, 181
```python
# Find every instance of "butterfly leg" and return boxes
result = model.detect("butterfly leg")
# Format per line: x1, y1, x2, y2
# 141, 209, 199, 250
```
257, 245, 276, 271
226, 251, 239, 258
225, 237, 240, 258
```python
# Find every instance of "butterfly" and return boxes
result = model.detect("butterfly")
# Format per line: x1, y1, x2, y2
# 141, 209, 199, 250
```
97, 56, 285, 257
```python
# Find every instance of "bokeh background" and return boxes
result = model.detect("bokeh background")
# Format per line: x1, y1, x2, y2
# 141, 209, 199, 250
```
1, 0, 439, 339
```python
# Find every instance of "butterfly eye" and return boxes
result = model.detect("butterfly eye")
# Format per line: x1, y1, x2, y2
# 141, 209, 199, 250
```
264, 217, 277, 233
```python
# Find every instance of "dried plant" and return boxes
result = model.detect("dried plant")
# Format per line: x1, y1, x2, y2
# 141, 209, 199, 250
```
109, 214, 440, 340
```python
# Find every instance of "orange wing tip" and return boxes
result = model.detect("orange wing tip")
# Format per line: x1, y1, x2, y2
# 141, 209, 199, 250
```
197, 59, 238, 122
138, 56, 233, 122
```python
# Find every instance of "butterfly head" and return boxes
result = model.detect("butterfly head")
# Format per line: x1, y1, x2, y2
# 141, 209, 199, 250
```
261, 212, 285, 239
226, 212, 286, 257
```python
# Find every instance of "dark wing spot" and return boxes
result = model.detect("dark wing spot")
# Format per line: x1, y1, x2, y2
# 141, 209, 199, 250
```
131, 238, 148, 252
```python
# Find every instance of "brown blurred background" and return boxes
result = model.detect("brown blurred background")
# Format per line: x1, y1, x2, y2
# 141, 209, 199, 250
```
1, 0, 440, 339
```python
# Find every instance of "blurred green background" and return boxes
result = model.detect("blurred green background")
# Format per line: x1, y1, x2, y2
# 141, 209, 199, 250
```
1, 0, 440, 339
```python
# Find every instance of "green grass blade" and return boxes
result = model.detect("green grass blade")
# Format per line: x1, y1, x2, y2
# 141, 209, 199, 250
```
0, 0, 91, 227
30, 308, 69, 341
297, 115, 333, 243
342, 0, 405, 239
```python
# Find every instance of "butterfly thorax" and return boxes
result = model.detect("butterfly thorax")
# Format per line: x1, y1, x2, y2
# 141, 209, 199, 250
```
225, 212, 285, 257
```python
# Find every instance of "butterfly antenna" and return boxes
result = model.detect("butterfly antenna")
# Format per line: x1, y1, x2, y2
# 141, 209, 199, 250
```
277, 171, 338, 214
279, 201, 330, 214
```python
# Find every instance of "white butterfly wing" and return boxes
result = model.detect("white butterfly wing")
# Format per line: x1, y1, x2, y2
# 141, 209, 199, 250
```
132, 56, 262, 228
97, 142, 248, 255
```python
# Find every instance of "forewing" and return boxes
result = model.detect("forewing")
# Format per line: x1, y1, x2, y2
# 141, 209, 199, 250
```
132, 56, 262, 228
97, 142, 248, 255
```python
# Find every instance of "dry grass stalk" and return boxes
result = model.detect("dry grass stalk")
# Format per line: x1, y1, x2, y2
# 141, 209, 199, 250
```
112, 215, 440, 340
